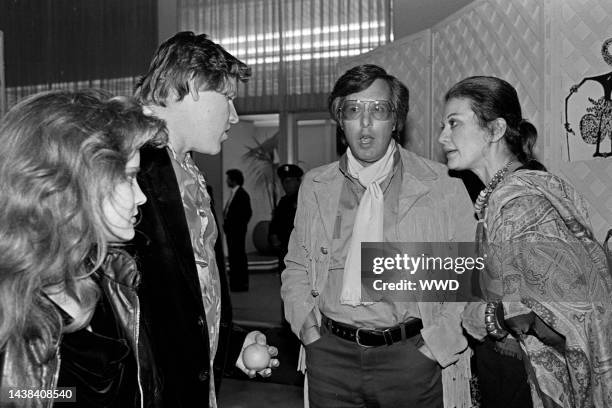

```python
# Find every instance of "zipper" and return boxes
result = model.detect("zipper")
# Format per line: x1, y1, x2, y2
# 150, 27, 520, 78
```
49, 350, 61, 408
134, 292, 144, 408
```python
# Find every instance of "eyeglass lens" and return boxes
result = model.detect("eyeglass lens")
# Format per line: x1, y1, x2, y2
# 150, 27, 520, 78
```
340, 100, 393, 121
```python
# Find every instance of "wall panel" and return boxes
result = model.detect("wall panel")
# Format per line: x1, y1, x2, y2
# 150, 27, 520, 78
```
431, 0, 544, 161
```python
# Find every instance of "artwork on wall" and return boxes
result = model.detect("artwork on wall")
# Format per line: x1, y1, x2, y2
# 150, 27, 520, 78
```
564, 38, 612, 159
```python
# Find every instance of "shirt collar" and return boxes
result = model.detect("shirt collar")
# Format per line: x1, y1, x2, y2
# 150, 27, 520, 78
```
166, 143, 191, 167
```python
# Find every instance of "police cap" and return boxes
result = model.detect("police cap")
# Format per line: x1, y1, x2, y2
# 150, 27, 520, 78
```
277, 164, 304, 179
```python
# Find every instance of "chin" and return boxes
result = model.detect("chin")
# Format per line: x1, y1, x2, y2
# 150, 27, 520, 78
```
445, 161, 459, 170
357, 152, 385, 164
197, 143, 222, 155
444, 156, 462, 170
107, 230, 135, 243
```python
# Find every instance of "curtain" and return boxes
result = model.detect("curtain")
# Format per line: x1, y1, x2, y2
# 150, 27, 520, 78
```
178, 0, 392, 114
0, 0, 158, 109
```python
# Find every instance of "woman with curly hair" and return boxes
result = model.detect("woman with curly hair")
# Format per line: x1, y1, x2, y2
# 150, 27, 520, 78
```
0, 89, 167, 407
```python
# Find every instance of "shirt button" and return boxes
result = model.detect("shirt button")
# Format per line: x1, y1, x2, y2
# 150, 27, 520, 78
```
198, 370, 209, 382
311, 289, 319, 297
320, 246, 328, 254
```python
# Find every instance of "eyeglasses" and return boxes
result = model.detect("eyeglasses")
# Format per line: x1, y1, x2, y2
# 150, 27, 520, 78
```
338, 100, 395, 121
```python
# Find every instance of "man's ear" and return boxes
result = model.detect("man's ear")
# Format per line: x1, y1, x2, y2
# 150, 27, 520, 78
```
489, 118, 507, 143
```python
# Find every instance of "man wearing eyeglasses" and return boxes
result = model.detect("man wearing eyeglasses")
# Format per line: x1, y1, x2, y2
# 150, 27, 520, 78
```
281, 65, 476, 407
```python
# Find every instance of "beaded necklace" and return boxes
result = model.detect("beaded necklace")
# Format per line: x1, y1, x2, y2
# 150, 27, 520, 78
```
474, 161, 513, 219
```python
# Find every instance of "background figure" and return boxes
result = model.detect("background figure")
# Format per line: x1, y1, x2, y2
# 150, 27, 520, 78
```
269, 163, 304, 268
269, 164, 303, 330
0, 90, 167, 407
223, 169, 252, 291
131, 31, 278, 408
440, 76, 612, 407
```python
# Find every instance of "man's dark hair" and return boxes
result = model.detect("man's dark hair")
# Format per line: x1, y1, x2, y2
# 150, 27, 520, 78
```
226, 169, 244, 186
328, 64, 409, 141
135, 31, 251, 106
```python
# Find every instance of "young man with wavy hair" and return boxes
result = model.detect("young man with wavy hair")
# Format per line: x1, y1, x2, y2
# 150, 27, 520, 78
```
132, 32, 278, 408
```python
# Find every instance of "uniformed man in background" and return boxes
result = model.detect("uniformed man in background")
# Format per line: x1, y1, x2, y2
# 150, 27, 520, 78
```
269, 164, 304, 267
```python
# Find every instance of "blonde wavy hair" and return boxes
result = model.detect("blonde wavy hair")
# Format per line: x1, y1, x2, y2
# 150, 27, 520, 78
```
0, 89, 166, 358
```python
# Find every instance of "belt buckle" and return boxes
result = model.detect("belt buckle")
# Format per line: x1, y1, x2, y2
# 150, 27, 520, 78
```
381, 327, 394, 346
355, 328, 375, 348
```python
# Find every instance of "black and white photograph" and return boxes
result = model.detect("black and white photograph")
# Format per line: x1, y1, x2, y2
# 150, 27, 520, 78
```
1, 0, 611, 407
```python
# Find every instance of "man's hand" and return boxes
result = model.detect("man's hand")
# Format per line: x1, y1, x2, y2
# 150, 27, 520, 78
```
418, 344, 436, 362
236, 330, 280, 378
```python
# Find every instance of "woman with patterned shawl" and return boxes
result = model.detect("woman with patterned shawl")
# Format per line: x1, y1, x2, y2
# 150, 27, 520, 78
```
438, 76, 612, 408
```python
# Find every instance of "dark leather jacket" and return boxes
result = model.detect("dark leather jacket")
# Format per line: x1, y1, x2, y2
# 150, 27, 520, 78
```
0, 249, 161, 408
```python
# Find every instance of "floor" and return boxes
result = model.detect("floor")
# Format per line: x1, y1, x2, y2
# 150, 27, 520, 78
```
218, 379, 303, 408
218, 269, 305, 408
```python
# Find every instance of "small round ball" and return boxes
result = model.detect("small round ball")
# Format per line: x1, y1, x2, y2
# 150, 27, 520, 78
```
242, 343, 271, 371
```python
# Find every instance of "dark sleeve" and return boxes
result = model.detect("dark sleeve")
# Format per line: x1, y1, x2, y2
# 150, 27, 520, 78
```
244, 190, 252, 221
233, 189, 252, 224
225, 325, 249, 368
268, 201, 281, 237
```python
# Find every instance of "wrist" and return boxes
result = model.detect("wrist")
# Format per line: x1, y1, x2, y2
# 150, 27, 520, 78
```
485, 301, 509, 339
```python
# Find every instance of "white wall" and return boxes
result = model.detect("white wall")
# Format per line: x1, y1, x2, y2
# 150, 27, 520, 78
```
222, 120, 279, 253
296, 120, 337, 173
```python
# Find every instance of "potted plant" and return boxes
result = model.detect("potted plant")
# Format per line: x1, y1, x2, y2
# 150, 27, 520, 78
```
241, 132, 280, 254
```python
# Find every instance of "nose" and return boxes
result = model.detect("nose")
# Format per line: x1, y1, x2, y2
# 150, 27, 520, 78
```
360, 109, 372, 128
228, 100, 239, 124
134, 180, 147, 207
438, 126, 449, 145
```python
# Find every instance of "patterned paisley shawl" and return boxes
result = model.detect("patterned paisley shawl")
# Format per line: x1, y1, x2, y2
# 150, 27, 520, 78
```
481, 170, 612, 408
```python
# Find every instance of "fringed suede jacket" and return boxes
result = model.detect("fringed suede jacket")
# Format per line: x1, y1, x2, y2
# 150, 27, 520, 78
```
281, 147, 478, 408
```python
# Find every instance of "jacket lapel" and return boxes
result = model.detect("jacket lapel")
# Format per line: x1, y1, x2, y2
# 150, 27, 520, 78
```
397, 148, 438, 218
140, 146, 204, 308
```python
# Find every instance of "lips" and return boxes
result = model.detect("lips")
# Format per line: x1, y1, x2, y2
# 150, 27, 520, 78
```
359, 136, 374, 145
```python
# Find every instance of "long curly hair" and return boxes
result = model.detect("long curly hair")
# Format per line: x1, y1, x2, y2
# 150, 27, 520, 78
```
0, 89, 167, 358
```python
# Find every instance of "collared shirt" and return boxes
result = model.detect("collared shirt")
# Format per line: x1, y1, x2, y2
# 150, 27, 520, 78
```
319, 150, 420, 328
167, 146, 221, 408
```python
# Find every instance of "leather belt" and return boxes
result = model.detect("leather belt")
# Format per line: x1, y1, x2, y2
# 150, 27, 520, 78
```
322, 315, 423, 348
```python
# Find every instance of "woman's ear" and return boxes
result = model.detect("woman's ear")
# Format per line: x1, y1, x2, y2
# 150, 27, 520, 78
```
489, 118, 507, 143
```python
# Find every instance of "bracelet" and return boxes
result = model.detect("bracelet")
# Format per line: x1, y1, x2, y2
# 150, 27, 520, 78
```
484, 301, 509, 339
